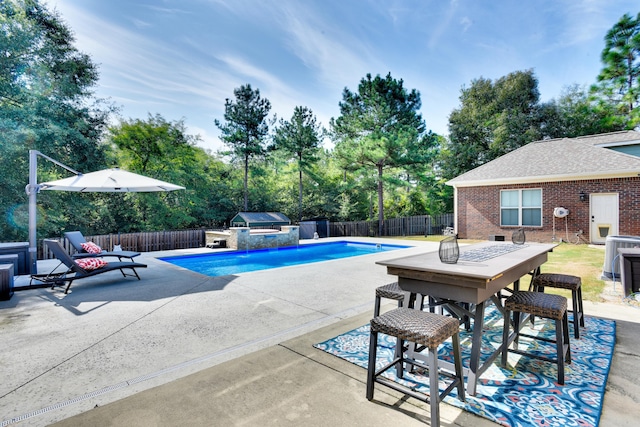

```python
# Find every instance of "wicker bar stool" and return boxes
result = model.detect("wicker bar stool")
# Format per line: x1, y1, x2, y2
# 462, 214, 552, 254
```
373, 282, 426, 317
374, 282, 472, 332
373, 282, 405, 317
501, 291, 571, 384
532, 273, 584, 339
367, 308, 465, 427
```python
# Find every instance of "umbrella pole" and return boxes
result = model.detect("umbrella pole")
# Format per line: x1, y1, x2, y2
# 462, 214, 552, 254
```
27, 150, 38, 274
26, 150, 81, 274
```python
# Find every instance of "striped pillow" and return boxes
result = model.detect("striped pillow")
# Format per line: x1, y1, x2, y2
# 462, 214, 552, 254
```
75, 258, 108, 271
81, 241, 102, 254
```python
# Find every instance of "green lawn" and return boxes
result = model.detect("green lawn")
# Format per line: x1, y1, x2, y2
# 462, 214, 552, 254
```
391, 236, 607, 302
533, 242, 607, 301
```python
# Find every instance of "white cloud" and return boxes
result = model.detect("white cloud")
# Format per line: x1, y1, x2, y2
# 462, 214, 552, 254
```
130, 18, 151, 29
460, 16, 472, 33
428, 0, 460, 50
275, 2, 383, 90
48, 0, 640, 147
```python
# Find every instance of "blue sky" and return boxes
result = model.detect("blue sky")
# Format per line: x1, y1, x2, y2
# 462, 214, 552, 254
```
49, 0, 638, 152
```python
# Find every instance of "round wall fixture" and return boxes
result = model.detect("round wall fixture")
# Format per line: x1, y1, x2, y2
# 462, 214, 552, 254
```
553, 207, 569, 218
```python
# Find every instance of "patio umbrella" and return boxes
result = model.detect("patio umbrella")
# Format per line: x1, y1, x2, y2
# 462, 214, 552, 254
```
39, 168, 185, 192
26, 150, 185, 274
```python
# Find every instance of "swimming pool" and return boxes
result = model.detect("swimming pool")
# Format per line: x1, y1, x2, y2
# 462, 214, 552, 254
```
158, 240, 410, 277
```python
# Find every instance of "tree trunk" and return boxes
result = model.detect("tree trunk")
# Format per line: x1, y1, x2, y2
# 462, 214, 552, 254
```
244, 153, 249, 211
298, 164, 303, 223
377, 164, 384, 236
628, 55, 634, 114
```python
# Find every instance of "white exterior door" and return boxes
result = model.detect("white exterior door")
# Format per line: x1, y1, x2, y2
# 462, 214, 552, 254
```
590, 193, 619, 244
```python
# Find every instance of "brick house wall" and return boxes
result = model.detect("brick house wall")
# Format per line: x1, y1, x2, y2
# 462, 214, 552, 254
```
456, 177, 640, 243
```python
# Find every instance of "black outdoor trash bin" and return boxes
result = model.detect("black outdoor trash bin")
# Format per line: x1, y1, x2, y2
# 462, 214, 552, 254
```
0, 254, 19, 276
0, 242, 30, 275
0, 264, 14, 301
618, 248, 640, 297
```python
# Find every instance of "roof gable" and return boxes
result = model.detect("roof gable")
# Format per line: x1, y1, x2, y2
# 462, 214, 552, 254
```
574, 130, 640, 147
447, 131, 640, 187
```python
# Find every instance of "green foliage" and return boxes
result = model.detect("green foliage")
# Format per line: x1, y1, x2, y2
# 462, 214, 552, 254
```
593, 12, 640, 127
272, 106, 324, 221
540, 84, 626, 138
0, 0, 112, 241
442, 70, 542, 180
331, 73, 429, 234
6, 1, 640, 241
440, 15, 640, 182
108, 114, 238, 231
215, 84, 273, 211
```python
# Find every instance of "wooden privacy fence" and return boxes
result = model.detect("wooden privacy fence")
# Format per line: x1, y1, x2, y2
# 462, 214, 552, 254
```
330, 213, 454, 238
41, 229, 206, 259
39, 214, 453, 258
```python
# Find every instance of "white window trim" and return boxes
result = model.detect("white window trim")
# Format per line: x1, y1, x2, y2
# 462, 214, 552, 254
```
500, 188, 542, 227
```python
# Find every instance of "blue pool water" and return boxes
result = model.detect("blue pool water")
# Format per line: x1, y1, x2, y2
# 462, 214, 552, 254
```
158, 241, 410, 277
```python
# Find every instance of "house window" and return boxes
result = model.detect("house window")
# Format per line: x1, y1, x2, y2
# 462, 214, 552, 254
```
500, 189, 542, 227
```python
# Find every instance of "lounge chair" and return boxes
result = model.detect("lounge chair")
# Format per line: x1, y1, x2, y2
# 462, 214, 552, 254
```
64, 231, 140, 262
31, 239, 147, 294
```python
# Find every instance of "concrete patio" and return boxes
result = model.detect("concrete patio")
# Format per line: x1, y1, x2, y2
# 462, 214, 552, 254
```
0, 238, 638, 426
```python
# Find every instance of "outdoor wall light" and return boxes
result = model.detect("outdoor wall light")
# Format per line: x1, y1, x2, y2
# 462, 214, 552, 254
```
579, 191, 588, 202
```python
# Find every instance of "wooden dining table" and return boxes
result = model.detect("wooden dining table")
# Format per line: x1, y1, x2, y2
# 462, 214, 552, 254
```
376, 240, 557, 395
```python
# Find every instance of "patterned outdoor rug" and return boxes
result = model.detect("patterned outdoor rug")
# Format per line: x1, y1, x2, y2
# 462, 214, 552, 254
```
314, 306, 616, 427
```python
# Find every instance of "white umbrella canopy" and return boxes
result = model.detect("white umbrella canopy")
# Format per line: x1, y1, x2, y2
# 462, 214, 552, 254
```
26, 151, 186, 275
39, 168, 185, 192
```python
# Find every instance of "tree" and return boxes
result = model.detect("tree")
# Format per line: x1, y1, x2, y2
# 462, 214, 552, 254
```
108, 114, 237, 231
593, 12, 640, 127
272, 106, 323, 221
110, 114, 196, 173
0, 0, 112, 240
540, 84, 626, 138
331, 73, 427, 235
214, 84, 272, 211
441, 70, 542, 179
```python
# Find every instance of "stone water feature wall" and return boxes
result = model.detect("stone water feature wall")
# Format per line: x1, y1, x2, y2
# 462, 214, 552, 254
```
205, 226, 299, 250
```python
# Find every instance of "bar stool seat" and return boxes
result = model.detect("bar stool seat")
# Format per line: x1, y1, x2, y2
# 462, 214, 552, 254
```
374, 281, 426, 317
367, 307, 465, 427
502, 291, 571, 384
374, 282, 470, 330
532, 273, 584, 339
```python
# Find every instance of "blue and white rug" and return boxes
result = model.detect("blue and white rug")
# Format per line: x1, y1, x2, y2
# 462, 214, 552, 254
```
314, 307, 615, 427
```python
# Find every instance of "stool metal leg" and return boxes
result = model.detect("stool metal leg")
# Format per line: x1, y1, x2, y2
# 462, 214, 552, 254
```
555, 317, 565, 384
563, 311, 572, 364
571, 289, 580, 339
373, 295, 382, 318
373, 293, 402, 317
395, 336, 404, 379
366, 329, 378, 400
577, 287, 585, 327
512, 311, 521, 349
501, 308, 512, 367
428, 349, 440, 427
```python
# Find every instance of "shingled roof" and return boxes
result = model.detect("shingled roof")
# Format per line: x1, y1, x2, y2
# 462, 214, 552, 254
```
231, 212, 291, 226
446, 131, 640, 187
